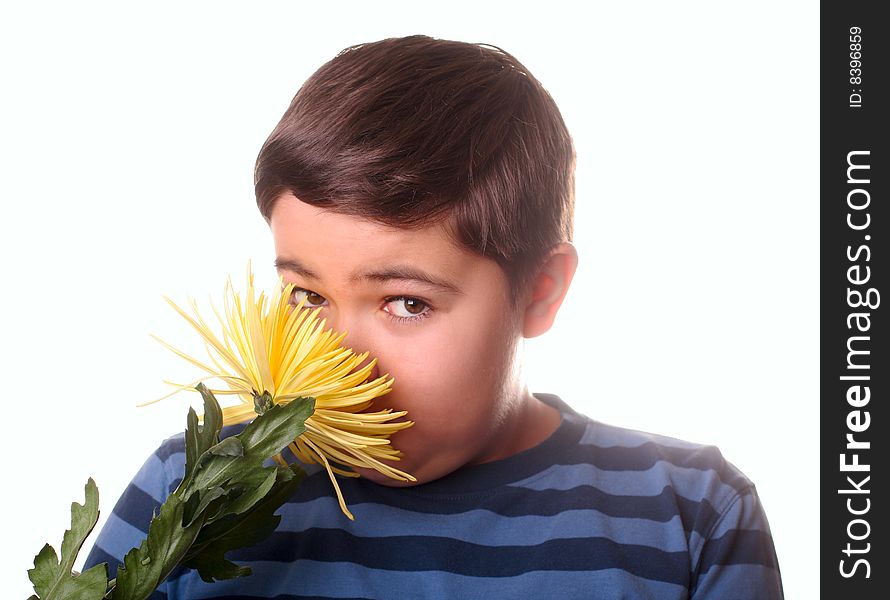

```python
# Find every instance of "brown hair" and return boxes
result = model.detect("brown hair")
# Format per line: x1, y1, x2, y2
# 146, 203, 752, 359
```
254, 35, 575, 306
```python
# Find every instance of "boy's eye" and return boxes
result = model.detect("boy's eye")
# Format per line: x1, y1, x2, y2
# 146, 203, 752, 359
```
291, 288, 327, 307
384, 297, 430, 319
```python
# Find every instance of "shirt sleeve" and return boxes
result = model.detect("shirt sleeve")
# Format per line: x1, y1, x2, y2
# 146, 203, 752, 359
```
690, 486, 784, 599
82, 435, 186, 600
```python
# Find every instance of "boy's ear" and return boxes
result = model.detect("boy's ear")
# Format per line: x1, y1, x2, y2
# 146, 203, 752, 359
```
522, 242, 578, 338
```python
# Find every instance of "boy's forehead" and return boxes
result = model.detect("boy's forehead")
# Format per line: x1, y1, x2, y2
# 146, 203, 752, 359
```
270, 194, 486, 286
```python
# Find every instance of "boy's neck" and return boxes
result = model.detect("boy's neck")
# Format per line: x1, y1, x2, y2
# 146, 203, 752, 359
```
470, 388, 562, 466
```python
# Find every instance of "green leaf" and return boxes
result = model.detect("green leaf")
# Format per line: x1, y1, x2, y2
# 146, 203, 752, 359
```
28, 479, 108, 599
184, 383, 223, 480
66, 564, 109, 599
60, 480, 101, 578
108, 391, 315, 595
180, 453, 251, 502
215, 468, 277, 519
183, 463, 305, 582
29, 544, 61, 598
183, 552, 251, 583
111, 494, 203, 600
182, 486, 227, 528
207, 436, 244, 458
238, 396, 314, 459
179, 396, 313, 501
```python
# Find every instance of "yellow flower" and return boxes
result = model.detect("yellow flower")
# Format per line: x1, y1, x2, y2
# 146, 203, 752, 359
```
150, 265, 415, 519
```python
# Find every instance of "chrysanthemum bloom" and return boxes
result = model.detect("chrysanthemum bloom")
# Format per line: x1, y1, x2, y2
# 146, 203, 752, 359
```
151, 266, 415, 519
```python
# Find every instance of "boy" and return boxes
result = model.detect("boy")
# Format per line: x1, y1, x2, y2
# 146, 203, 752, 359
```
85, 35, 784, 598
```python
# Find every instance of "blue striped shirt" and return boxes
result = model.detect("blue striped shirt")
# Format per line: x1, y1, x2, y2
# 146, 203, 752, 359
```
84, 394, 783, 599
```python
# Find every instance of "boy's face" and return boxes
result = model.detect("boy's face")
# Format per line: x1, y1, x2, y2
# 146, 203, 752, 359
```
270, 194, 534, 485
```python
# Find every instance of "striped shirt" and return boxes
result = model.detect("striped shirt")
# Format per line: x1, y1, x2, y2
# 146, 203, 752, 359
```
84, 393, 784, 599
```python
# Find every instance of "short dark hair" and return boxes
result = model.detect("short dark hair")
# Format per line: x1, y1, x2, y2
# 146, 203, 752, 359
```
255, 35, 575, 306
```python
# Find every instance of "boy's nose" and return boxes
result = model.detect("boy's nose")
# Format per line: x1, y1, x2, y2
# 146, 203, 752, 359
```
332, 321, 380, 382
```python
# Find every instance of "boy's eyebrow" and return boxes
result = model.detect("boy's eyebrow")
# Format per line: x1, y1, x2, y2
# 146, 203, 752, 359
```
275, 257, 321, 279
274, 257, 463, 295
358, 265, 464, 295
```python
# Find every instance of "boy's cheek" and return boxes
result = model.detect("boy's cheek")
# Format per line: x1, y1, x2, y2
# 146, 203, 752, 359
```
374, 324, 466, 380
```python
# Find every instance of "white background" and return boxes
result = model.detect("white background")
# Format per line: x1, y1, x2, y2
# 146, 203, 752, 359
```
1, 1, 818, 597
